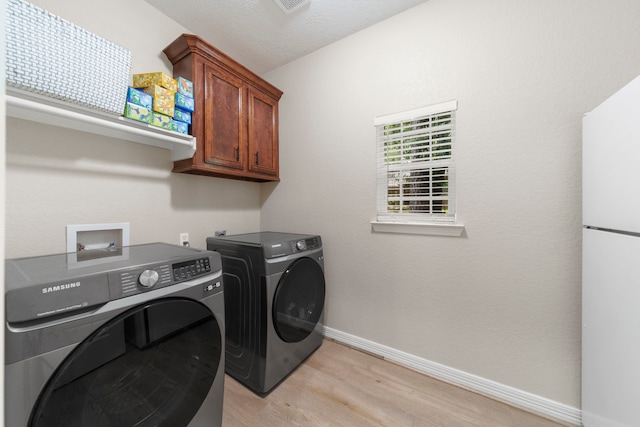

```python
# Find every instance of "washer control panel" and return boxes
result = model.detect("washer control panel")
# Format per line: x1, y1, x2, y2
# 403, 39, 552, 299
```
111, 257, 213, 298
5, 244, 223, 324
172, 257, 211, 281
116, 264, 172, 297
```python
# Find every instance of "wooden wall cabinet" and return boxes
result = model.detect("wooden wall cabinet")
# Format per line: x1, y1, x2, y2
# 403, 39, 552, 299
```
164, 34, 283, 182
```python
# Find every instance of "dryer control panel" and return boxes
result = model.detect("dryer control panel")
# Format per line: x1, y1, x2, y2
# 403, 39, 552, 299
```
292, 236, 321, 253
208, 232, 322, 260
263, 236, 322, 259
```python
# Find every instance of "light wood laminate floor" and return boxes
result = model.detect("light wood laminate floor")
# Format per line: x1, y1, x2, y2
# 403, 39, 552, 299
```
222, 339, 571, 427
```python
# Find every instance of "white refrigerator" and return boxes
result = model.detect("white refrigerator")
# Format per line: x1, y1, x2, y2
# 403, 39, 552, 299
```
582, 75, 640, 426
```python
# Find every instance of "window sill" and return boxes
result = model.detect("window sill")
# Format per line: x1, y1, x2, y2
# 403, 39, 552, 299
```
370, 221, 465, 237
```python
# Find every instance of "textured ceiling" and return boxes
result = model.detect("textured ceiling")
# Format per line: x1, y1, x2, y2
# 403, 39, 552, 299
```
145, 0, 429, 75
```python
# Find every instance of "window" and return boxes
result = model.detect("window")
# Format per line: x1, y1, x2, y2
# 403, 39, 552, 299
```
372, 100, 463, 236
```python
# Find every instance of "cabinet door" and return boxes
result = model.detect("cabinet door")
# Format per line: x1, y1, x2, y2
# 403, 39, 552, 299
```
247, 88, 279, 178
203, 64, 245, 171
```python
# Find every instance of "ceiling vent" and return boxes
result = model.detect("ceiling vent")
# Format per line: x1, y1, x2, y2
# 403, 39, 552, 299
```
272, 0, 311, 15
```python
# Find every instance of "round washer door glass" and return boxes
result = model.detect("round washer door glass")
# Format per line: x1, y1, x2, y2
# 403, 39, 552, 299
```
29, 298, 222, 427
273, 257, 326, 343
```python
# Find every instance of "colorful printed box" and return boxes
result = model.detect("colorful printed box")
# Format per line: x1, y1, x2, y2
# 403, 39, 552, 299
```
173, 107, 192, 124
143, 85, 175, 116
176, 76, 194, 97
123, 102, 151, 124
150, 111, 173, 130
175, 92, 194, 112
125, 87, 152, 109
133, 72, 177, 92
172, 120, 189, 135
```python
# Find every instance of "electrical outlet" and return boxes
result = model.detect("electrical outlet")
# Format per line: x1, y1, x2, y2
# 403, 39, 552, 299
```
179, 233, 189, 246
215, 230, 226, 237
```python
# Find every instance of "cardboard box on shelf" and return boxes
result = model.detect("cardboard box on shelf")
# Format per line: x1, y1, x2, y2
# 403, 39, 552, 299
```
173, 107, 192, 124
133, 72, 177, 92
176, 76, 194, 97
150, 111, 173, 130
172, 120, 189, 134
143, 85, 175, 117
123, 102, 151, 124
175, 92, 194, 112
125, 87, 152, 109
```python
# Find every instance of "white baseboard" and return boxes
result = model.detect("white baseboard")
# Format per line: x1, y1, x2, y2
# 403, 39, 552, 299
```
322, 326, 581, 426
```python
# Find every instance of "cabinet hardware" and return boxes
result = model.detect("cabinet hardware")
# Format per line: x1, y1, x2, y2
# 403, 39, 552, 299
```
235, 147, 240, 161
255, 151, 259, 165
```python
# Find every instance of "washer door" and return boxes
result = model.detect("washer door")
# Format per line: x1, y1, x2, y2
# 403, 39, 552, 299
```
29, 297, 222, 427
273, 257, 325, 343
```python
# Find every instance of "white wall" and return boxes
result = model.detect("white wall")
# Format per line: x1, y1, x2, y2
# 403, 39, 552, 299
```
261, 0, 640, 408
5, 0, 262, 258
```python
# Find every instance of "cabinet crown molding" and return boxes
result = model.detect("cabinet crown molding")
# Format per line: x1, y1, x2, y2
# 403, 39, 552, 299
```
163, 34, 283, 101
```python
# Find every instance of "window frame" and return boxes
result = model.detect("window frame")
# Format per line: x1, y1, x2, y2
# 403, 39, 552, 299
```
371, 100, 464, 236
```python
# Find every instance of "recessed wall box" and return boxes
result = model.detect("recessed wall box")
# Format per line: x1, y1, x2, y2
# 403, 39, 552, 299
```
66, 223, 130, 262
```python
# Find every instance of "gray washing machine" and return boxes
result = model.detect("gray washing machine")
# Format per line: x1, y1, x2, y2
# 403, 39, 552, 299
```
206, 232, 325, 396
5, 243, 225, 427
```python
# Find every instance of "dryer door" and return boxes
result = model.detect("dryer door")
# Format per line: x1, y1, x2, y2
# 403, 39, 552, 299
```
273, 257, 326, 343
29, 297, 222, 427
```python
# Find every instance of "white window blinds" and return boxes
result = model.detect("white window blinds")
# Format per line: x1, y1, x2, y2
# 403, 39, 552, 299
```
375, 100, 457, 224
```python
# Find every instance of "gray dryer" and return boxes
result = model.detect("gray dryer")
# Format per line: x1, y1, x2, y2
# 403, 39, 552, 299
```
207, 231, 325, 396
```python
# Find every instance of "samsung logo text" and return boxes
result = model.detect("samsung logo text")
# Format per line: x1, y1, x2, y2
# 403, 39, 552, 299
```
42, 282, 81, 294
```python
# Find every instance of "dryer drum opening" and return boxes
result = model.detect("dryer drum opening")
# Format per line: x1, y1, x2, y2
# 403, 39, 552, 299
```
273, 257, 325, 343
